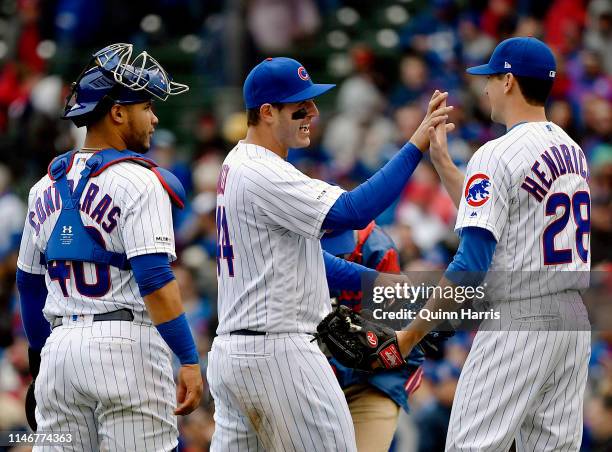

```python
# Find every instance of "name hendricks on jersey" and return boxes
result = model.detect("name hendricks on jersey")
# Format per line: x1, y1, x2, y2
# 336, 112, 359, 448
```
520, 144, 589, 202
28, 181, 120, 236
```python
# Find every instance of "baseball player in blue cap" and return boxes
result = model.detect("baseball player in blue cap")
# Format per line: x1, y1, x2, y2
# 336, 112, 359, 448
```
16, 43, 202, 451
321, 225, 427, 452
396, 37, 591, 451
207, 56, 453, 451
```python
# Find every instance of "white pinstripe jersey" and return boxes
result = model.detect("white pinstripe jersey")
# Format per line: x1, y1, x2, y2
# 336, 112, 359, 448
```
455, 122, 590, 301
215, 141, 345, 334
17, 151, 176, 321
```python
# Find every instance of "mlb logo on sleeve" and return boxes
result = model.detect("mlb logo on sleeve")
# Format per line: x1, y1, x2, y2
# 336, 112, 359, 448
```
465, 173, 492, 207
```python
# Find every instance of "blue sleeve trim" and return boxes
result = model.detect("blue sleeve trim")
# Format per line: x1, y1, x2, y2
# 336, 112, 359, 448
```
323, 143, 422, 230
16, 269, 50, 351
156, 313, 199, 365
323, 250, 376, 291
129, 253, 175, 297
445, 227, 497, 286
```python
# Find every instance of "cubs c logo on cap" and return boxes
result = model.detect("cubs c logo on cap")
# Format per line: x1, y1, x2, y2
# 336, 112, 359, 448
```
297, 66, 309, 81
465, 173, 491, 207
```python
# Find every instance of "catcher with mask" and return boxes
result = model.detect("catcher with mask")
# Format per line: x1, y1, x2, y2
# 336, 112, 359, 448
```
319, 223, 452, 452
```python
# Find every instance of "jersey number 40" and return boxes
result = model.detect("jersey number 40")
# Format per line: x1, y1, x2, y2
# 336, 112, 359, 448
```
216, 205, 234, 276
543, 191, 590, 265
47, 227, 111, 297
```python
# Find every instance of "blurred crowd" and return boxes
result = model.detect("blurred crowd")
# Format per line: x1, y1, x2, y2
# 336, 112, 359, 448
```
0, 0, 611, 451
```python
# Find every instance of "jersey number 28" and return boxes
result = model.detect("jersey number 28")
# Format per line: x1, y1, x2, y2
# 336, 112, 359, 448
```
543, 191, 590, 265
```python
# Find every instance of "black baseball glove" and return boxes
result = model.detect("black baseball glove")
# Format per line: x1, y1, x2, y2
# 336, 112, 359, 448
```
25, 347, 41, 431
314, 306, 407, 371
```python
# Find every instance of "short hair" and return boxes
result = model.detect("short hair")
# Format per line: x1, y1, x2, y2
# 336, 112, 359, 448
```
496, 74, 554, 106
78, 95, 115, 128
246, 103, 284, 126
76, 84, 124, 128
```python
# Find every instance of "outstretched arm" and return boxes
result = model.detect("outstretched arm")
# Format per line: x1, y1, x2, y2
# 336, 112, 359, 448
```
323, 91, 455, 230
323, 250, 415, 295
396, 227, 497, 355
323, 250, 375, 291
428, 99, 464, 208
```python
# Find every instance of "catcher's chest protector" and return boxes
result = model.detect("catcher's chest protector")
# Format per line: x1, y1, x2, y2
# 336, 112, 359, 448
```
44, 149, 185, 269
338, 221, 400, 309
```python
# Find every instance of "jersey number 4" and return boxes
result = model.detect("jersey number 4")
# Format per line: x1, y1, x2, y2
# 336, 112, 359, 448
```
216, 205, 235, 276
543, 191, 590, 265
47, 227, 111, 297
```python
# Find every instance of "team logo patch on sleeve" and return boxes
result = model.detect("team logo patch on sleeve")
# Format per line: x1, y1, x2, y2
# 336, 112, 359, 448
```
465, 173, 492, 207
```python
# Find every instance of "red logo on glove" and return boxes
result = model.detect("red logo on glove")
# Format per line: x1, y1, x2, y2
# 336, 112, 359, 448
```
366, 331, 378, 347
380, 344, 403, 369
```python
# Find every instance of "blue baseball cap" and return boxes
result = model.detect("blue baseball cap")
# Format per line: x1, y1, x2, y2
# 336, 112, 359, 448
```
321, 229, 356, 256
243, 57, 335, 109
466, 37, 556, 80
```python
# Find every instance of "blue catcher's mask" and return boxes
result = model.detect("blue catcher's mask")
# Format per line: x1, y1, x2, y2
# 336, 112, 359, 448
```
63, 43, 189, 127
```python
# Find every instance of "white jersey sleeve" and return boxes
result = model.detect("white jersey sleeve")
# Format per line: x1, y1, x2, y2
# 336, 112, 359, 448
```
455, 144, 512, 241
241, 158, 345, 240
17, 188, 46, 275
119, 170, 177, 260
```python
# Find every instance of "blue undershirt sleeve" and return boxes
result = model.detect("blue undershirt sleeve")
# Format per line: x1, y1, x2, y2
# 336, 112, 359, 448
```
323, 142, 422, 230
129, 253, 175, 297
16, 269, 50, 351
323, 250, 377, 291
444, 227, 497, 287
129, 254, 199, 365
155, 314, 199, 365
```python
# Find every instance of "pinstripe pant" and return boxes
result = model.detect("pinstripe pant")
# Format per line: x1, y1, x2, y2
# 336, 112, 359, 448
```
446, 329, 590, 452
34, 317, 178, 452
207, 333, 357, 452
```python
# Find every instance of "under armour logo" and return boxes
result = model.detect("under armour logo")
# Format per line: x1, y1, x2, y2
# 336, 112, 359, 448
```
470, 212, 478, 217
504, 61, 512, 69
62, 226, 72, 234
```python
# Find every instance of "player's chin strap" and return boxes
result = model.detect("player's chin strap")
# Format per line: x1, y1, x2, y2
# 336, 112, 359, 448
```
43, 149, 186, 270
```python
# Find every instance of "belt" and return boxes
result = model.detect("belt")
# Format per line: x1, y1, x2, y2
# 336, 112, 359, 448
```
230, 329, 266, 336
51, 308, 134, 330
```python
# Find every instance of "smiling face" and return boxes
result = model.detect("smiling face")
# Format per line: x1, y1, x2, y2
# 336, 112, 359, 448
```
123, 100, 159, 152
273, 99, 319, 149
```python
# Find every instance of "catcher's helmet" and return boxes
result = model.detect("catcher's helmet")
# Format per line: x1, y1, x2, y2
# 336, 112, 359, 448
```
63, 43, 189, 127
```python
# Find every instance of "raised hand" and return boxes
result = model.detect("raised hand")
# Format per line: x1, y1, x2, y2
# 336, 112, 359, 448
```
409, 90, 455, 152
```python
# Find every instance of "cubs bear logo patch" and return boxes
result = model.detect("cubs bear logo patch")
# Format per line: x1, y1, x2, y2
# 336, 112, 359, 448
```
465, 173, 491, 207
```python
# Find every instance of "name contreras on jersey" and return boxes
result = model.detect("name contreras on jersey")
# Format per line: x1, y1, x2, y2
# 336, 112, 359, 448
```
28, 181, 120, 236
520, 144, 589, 202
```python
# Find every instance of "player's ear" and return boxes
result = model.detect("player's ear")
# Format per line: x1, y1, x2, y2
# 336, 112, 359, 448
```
109, 104, 127, 125
503, 73, 514, 94
259, 103, 276, 125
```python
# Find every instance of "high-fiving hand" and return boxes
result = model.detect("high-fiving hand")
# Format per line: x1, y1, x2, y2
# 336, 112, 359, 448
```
410, 90, 455, 152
